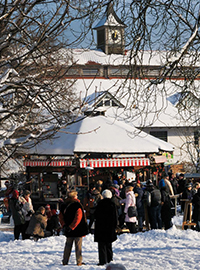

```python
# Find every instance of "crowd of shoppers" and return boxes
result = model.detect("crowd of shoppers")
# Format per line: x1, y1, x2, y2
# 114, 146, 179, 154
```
4, 172, 200, 267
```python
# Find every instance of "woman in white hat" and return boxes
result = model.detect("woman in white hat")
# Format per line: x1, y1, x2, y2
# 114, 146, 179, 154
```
94, 189, 118, 266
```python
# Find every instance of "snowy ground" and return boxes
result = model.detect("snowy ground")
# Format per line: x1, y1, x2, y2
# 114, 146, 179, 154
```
0, 215, 200, 270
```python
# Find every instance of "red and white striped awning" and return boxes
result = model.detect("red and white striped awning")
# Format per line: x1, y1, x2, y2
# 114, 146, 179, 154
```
23, 159, 73, 167
80, 158, 150, 168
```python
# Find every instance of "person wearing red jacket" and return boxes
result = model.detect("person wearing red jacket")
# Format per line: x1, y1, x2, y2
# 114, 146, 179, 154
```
5, 181, 24, 240
60, 191, 88, 266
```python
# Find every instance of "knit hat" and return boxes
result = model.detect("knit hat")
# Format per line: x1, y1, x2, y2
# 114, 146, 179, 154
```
45, 204, 51, 209
102, 189, 112, 199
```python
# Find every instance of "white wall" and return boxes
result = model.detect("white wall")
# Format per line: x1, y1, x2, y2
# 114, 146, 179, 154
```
143, 126, 197, 165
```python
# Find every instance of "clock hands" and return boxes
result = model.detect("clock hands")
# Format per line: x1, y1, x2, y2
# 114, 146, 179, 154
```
112, 30, 119, 41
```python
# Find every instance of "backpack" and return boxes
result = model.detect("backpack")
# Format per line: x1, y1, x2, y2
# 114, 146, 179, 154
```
151, 189, 161, 207
144, 190, 151, 207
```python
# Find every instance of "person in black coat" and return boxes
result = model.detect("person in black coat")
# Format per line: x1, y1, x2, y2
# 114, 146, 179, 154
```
134, 181, 144, 231
181, 183, 194, 213
94, 189, 118, 266
160, 181, 173, 230
169, 173, 178, 195
46, 209, 61, 236
192, 188, 200, 231
146, 182, 162, 230
177, 174, 186, 195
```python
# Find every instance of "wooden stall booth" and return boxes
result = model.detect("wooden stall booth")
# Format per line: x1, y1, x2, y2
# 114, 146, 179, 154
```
23, 157, 79, 209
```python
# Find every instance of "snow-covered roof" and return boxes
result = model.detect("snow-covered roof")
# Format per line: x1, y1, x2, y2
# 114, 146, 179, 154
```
73, 78, 198, 127
59, 48, 200, 67
27, 115, 174, 156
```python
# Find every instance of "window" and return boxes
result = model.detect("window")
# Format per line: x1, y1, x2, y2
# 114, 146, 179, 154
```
121, 68, 130, 76
110, 68, 121, 76
82, 69, 99, 76
96, 98, 110, 107
96, 96, 120, 108
150, 131, 168, 142
104, 99, 110, 106
109, 67, 137, 77
66, 68, 79, 76
97, 29, 105, 45
104, 66, 108, 78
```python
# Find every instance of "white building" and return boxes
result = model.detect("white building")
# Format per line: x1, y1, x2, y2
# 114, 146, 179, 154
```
53, 3, 199, 173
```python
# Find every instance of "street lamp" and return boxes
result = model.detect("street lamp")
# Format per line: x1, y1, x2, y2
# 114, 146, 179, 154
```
85, 159, 93, 189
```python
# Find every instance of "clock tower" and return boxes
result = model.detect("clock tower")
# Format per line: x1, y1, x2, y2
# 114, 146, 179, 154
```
93, 2, 126, 55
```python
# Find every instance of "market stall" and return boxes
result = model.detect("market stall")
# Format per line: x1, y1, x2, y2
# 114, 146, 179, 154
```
22, 115, 174, 204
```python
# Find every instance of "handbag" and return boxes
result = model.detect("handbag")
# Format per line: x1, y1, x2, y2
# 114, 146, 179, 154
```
127, 205, 137, 217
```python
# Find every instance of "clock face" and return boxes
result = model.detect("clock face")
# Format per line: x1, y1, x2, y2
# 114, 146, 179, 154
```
109, 29, 121, 43
112, 30, 119, 41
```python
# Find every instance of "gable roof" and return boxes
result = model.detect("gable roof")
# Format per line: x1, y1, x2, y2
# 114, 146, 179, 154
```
84, 91, 124, 109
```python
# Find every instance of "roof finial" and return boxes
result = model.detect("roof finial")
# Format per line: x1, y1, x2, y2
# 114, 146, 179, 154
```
106, 0, 114, 16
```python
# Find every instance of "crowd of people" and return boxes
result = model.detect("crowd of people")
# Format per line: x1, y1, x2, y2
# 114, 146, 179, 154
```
3, 181, 61, 241
3, 172, 200, 266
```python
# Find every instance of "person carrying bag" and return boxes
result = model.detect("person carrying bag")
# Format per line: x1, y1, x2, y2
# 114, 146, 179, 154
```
122, 186, 137, 233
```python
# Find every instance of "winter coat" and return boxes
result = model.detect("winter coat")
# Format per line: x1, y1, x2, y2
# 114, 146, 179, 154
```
150, 188, 162, 207
9, 197, 25, 226
89, 189, 103, 214
61, 198, 88, 238
124, 191, 137, 223
19, 196, 34, 221
94, 198, 117, 243
170, 178, 178, 195
110, 195, 120, 208
46, 214, 61, 234
160, 187, 172, 225
83, 189, 101, 218
26, 209, 47, 237
192, 190, 200, 222
182, 188, 194, 201
134, 186, 144, 217
177, 179, 186, 194
165, 179, 174, 196
5, 188, 19, 200
181, 188, 194, 212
